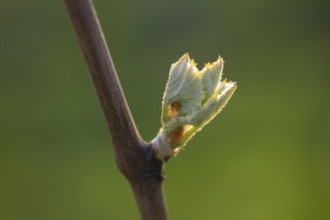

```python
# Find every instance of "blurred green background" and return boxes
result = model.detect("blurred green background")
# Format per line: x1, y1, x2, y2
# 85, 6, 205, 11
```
1, 0, 330, 219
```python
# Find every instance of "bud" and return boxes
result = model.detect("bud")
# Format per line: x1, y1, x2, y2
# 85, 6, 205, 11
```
152, 53, 237, 161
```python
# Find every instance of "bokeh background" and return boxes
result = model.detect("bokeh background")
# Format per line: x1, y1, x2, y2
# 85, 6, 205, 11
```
1, 0, 330, 219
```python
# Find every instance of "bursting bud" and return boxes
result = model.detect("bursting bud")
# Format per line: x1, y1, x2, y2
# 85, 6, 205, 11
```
151, 53, 237, 161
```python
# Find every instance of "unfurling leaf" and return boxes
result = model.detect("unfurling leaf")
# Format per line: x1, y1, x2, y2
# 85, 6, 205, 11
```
152, 53, 237, 161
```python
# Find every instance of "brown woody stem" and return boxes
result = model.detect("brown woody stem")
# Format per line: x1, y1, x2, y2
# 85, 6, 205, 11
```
64, 0, 168, 219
